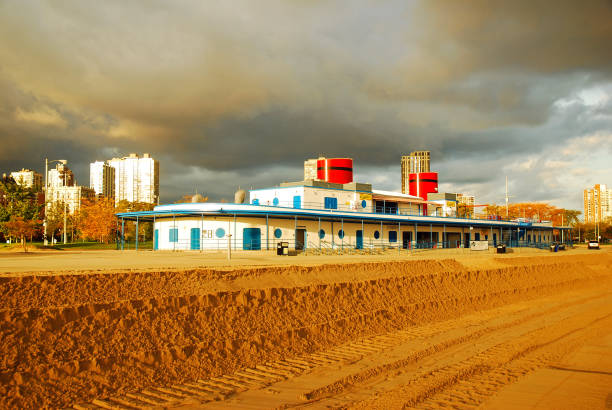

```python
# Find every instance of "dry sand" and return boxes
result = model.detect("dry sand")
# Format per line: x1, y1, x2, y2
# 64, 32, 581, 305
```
0, 248, 610, 409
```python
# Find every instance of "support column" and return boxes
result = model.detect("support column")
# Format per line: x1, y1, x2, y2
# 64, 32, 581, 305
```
430, 224, 433, 248
200, 213, 204, 252
266, 214, 269, 250
443, 224, 446, 248
319, 217, 321, 251
398, 221, 401, 254
341, 218, 344, 251
233, 214, 236, 250
380, 220, 383, 250
173, 215, 176, 251
294, 215, 297, 249
153, 215, 156, 251
121, 218, 125, 251
414, 223, 417, 249
135, 216, 139, 251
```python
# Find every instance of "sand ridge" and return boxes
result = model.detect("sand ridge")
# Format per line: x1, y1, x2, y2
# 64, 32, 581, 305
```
0, 252, 611, 408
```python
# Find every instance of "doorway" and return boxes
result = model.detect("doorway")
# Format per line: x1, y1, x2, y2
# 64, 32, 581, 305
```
295, 228, 306, 250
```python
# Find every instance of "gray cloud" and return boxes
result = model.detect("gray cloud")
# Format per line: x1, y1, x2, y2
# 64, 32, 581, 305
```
0, 0, 611, 209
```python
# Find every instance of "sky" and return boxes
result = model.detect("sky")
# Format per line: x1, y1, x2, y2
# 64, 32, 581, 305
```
1, 0, 611, 211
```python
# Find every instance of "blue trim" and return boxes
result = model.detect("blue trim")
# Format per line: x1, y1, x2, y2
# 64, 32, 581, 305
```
169, 228, 178, 242
338, 229, 345, 239
318, 229, 325, 239
274, 228, 282, 239
115, 206, 568, 231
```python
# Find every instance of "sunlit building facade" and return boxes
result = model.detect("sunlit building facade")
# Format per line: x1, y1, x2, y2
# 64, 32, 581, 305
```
584, 184, 612, 223
10, 168, 42, 190
89, 161, 115, 198
108, 153, 159, 205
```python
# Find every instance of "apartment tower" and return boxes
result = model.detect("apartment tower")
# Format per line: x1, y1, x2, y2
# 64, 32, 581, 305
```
89, 161, 116, 198
108, 153, 159, 204
401, 151, 430, 194
584, 184, 612, 223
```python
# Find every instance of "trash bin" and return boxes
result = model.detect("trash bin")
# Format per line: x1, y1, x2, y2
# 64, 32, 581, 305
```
558, 244, 565, 251
550, 244, 558, 252
496, 244, 506, 254
277, 242, 289, 255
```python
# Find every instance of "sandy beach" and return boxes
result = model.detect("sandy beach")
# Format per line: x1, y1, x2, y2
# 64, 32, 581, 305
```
0, 248, 610, 409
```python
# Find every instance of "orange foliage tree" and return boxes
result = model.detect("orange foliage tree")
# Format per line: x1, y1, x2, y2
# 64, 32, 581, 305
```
485, 202, 581, 226
77, 197, 117, 243
3, 216, 41, 252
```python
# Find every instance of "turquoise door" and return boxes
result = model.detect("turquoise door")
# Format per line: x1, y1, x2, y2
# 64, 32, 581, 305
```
293, 195, 301, 209
190, 228, 200, 250
356, 230, 363, 249
154, 229, 159, 250
243, 228, 261, 250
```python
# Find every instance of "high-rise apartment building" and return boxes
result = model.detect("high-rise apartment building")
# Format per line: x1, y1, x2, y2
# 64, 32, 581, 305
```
10, 168, 42, 190
401, 151, 430, 194
47, 163, 75, 188
107, 153, 159, 204
584, 184, 612, 223
90, 161, 115, 198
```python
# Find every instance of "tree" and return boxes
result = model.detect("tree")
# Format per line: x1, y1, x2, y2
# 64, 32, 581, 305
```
78, 197, 117, 243
0, 176, 43, 243
3, 216, 41, 252
115, 200, 155, 242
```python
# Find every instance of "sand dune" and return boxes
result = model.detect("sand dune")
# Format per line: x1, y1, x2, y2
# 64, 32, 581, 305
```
0, 252, 610, 408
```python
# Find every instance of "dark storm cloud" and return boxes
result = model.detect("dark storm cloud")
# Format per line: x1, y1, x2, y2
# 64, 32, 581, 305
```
0, 0, 611, 207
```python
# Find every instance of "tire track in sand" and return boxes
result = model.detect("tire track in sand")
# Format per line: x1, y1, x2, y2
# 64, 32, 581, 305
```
73, 289, 612, 409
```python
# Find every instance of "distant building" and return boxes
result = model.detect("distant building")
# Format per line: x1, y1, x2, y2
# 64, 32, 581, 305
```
90, 161, 115, 198
457, 193, 475, 218
47, 163, 75, 188
401, 151, 430, 194
304, 158, 320, 181
107, 153, 159, 204
584, 184, 612, 223
47, 186, 95, 214
10, 168, 42, 190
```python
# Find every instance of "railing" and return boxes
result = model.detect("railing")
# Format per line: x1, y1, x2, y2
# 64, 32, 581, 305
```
116, 234, 573, 253
246, 199, 552, 224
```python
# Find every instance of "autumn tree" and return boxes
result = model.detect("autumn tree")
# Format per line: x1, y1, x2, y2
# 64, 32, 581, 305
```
77, 197, 117, 243
115, 200, 155, 242
3, 216, 41, 252
0, 176, 43, 243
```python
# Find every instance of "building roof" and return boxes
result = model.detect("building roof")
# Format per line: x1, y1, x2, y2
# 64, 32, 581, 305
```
371, 189, 425, 203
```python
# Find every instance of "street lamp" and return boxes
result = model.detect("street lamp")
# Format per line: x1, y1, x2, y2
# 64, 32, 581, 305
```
44, 158, 67, 246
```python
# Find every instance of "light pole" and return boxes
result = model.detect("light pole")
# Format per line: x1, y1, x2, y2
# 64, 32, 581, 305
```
44, 158, 67, 246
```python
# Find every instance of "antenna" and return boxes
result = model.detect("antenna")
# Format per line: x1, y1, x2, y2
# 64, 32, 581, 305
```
505, 176, 513, 218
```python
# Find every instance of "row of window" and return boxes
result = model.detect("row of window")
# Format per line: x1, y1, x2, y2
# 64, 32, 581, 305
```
168, 228, 548, 243
168, 227, 226, 242
252, 196, 368, 210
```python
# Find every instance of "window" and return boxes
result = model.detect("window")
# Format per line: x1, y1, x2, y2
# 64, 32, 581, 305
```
293, 195, 301, 209
252, 198, 259, 205
274, 228, 282, 239
388, 231, 397, 242
169, 228, 178, 242
361, 200, 367, 208
374, 230, 380, 239
324, 197, 338, 209
338, 229, 345, 239
215, 228, 226, 238
273, 197, 279, 206
318, 229, 325, 239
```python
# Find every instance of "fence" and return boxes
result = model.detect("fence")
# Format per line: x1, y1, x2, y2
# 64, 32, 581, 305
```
115, 234, 573, 254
